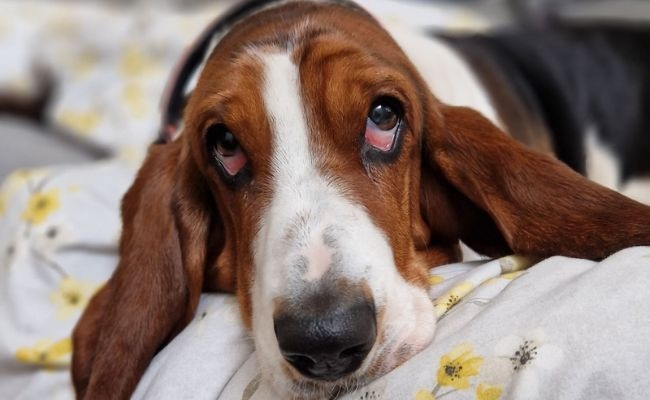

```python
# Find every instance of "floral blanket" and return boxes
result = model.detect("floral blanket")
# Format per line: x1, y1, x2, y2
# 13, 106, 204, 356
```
132, 247, 650, 400
2, 161, 648, 400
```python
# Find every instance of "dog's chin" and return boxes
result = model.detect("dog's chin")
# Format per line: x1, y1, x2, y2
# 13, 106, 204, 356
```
273, 375, 368, 400
262, 363, 372, 400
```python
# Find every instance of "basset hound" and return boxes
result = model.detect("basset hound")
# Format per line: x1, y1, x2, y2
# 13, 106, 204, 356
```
71, 1, 650, 399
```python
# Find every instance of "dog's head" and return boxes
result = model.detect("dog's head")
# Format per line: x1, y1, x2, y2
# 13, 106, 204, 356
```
185, 3, 441, 393
73, 1, 650, 399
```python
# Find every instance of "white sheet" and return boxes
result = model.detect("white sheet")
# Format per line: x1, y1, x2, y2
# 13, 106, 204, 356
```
133, 247, 650, 400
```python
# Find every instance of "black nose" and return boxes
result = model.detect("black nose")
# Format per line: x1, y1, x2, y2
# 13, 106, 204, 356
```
274, 296, 376, 381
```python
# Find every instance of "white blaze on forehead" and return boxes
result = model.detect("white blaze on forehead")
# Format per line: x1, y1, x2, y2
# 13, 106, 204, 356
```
258, 51, 338, 283
261, 52, 314, 186
585, 126, 619, 191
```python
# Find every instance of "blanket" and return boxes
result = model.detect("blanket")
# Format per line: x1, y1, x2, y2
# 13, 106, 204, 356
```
2, 161, 650, 400
135, 249, 650, 400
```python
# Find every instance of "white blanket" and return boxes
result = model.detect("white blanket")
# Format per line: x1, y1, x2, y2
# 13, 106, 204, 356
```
135, 248, 650, 400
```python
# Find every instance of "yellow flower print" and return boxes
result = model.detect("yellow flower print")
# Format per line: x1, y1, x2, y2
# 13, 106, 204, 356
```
0, 192, 6, 216
484, 271, 524, 286
437, 343, 484, 390
49, 277, 101, 320
500, 271, 523, 280
121, 83, 148, 118
415, 389, 436, 400
56, 109, 102, 136
2, 168, 50, 217
119, 44, 159, 77
71, 50, 100, 78
429, 275, 445, 286
476, 383, 502, 400
6, 168, 45, 188
15, 337, 72, 368
21, 189, 61, 225
434, 281, 474, 316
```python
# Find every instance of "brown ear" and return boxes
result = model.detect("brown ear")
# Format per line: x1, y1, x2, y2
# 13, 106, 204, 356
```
72, 141, 228, 399
421, 104, 650, 260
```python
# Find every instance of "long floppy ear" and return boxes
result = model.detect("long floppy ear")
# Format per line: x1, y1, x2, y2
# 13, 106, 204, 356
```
421, 104, 650, 259
72, 141, 229, 399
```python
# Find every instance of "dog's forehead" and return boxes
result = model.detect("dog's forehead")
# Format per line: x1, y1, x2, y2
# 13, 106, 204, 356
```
202, 1, 406, 73
217, 2, 371, 45
183, 0, 431, 216
187, 0, 420, 148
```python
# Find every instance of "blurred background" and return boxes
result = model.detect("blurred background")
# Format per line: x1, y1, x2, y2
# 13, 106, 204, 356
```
0, 0, 649, 180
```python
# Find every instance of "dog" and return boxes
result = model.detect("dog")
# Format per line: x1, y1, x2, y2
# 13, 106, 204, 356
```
71, 1, 650, 399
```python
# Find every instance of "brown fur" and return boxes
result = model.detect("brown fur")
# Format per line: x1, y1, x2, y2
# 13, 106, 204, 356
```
73, 142, 217, 398
72, 2, 650, 399
426, 104, 650, 258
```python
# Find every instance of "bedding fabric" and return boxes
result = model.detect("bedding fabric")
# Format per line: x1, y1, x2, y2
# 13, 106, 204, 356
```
137, 247, 650, 400
1, 161, 650, 400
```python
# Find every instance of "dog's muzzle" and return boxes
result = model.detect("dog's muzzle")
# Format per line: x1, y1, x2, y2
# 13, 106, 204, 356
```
273, 289, 377, 381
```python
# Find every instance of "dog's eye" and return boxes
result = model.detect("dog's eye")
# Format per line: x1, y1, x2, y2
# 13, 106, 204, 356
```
365, 100, 401, 152
206, 124, 247, 176
369, 102, 398, 130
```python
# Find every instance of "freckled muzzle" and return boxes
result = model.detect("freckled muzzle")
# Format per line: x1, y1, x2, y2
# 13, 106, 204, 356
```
273, 287, 377, 381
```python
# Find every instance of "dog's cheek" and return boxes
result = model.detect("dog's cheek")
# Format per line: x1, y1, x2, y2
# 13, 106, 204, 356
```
374, 278, 436, 371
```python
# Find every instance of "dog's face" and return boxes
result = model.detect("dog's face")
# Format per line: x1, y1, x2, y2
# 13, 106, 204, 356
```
185, 3, 442, 396
72, 2, 650, 399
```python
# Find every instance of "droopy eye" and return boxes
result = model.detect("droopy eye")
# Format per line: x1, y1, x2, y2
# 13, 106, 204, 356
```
365, 99, 402, 152
206, 124, 247, 176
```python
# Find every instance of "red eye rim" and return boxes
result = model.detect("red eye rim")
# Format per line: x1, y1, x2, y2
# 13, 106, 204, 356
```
206, 124, 248, 178
364, 99, 402, 152
215, 147, 247, 176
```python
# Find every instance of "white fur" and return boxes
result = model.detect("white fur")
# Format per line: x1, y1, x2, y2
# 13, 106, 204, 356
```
582, 127, 650, 206
585, 126, 620, 191
251, 51, 435, 398
303, 234, 335, 282
621, 177, 650, 206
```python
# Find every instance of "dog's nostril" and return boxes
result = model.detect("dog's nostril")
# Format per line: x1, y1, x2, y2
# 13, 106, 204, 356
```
339, 343, 369, 358
285, 354, 314, 364
283, 353, 317, 374
274, 298, 376, 381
